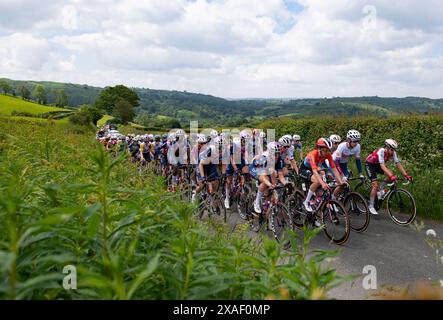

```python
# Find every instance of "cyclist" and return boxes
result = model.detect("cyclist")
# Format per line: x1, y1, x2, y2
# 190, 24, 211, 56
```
292, 134, 303, 161
225, 131, 250, 209
300, 138, 345, 214
365, 139, 413, 215
191, 134, 209, 201
197, 135, 221, 196
249, 142, 286, 214
278, 135, 300, 176
332, 130, 364, 179
329, 134, 342, 153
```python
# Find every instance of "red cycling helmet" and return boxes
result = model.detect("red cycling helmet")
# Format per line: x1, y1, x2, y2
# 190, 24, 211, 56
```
316, 138, 333, 150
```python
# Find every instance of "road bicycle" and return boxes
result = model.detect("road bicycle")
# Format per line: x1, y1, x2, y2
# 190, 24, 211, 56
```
288, 181, 351, 245
355, 177, 416, 226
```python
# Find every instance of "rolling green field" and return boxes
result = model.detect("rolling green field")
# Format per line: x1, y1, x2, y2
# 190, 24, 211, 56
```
0, 94, 70, 116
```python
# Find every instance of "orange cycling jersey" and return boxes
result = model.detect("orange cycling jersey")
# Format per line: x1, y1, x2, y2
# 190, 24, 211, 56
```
304, 150, 335, 171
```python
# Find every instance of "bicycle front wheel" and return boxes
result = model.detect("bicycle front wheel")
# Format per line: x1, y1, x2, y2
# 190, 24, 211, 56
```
270, 204, 293, 248
321, 200, 350, 245
287, 190, 306, 228
344, 192, 370, 233
387, 188, 416, 226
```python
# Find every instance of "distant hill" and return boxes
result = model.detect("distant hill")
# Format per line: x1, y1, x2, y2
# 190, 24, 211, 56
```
1, 78, 442, 127
0, 94, 71, 116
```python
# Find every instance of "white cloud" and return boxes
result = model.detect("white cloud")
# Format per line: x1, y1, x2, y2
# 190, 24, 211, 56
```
0, 0, 442, 98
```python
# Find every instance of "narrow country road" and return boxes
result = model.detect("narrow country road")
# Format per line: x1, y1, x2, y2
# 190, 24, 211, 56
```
226, 208, 443, 300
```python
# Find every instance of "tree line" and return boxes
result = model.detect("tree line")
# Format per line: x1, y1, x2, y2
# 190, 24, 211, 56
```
0, 80, 68, 107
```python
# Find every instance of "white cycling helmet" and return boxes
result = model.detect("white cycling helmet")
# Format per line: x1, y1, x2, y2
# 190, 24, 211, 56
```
267, 141, 281, 154
176, 129, 185, 137
213, 136, 226, 146
259, 131, 266, 138
329, 134, 342, 144
197, 134, 207, 144
239, 130, 250, 140
292, 134, 301, 141
347, 130, 361, 142
385, 139, 398, 149
278, 135, 292, 147
210, 130, 218, 138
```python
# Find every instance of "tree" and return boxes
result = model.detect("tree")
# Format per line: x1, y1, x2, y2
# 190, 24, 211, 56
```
69, 111, 92, 126
55, 89, 69, 107
33, 85, 47, 104
113, 98, 134, 124
95, 85, 139, 114
19, 85, 31, 100
0, 80, 12, 95
80, 105, 104, 126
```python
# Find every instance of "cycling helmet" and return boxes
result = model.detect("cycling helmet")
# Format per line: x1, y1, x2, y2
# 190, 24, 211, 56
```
239, 130, 250, 140
329, 134, 342, 143
259, 131, 266, 138
154, 135, 160, 141
267, 141, 281, 154
316, 138, 333, 150
220, 132, 229, 139
292, 134, 301, 141
347, 130, 361, 142
210, 130, 218, 138
169, 133, 176, 141
278, 135, 292, 147
214, 136, 226, 146
162, 134, 168, 140
197, 134, 207, 144
176, 129, 185, 137
385, 139, 398, 149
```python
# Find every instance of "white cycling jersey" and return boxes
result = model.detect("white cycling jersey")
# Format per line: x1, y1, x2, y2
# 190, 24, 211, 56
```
332, 142, 361, 163
283, 145, 295, 162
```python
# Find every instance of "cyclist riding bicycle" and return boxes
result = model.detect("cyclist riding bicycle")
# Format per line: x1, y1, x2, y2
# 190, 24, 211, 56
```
292, 134, 303, 161
225, 131, 251, 209
278, 135, 300, 176
365, 139, 413, 215
249, 142, 287, 215
300, 138, 345, 214
329, 134, 342, 153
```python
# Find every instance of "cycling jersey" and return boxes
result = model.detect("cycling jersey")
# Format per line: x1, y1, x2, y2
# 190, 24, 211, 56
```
303, 150, 335, 171
332, 142, 361, 163
281, 145, 295, 162
366, 148, 400, 164
249, 151, 275, 179
198, 145, 219, 181
293, 141, 302, 151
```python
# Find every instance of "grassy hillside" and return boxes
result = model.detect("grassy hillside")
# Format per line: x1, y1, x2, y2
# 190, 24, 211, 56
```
2, 78, 442, 127
0, 94, 69, 116
0, 118, 344, 299
260, 115, 443, 220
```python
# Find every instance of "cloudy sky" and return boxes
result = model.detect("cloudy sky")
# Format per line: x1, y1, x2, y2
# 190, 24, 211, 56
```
1, 0, 443, 98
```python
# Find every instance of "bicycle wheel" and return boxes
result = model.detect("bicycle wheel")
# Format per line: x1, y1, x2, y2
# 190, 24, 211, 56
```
236, 185, 251, 220
211, 192, 227, 223
387, 188, 416, 226
344, 192, 370, 233
270, 204, 293, 246
287, 190, 306, 228
321, 200, 350, 245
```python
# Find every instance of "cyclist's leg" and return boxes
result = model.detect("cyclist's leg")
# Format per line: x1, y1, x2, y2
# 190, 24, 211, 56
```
254, 175, 270, 213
